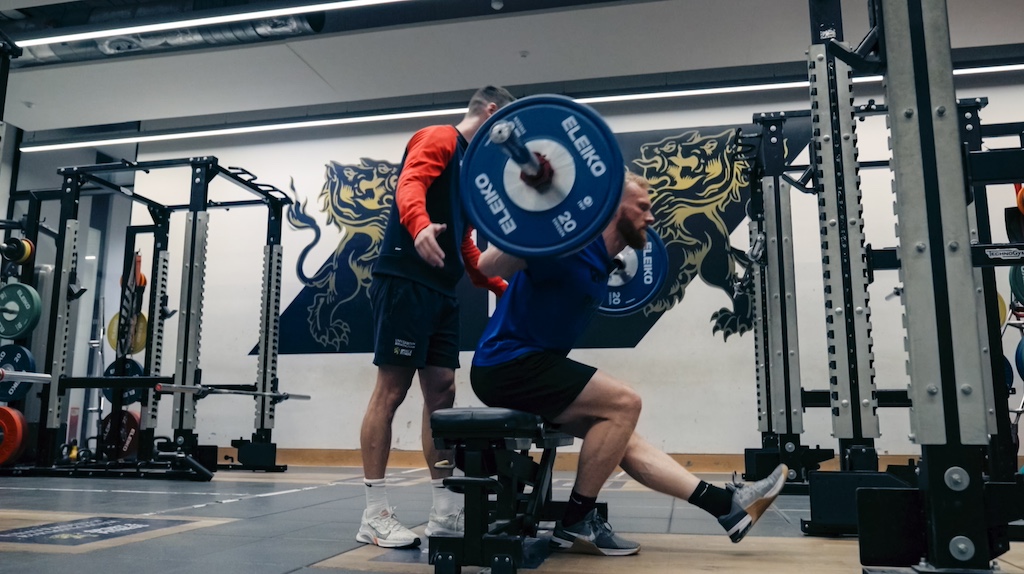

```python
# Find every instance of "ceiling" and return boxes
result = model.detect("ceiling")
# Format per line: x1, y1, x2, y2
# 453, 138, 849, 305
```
1, 0, 1022, 136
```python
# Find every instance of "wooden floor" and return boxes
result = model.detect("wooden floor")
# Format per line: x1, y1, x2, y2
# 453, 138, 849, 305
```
313, 531, 1024, 574
2, 466, 1021, 574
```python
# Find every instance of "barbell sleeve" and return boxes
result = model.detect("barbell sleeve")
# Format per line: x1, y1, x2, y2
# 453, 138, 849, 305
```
277, 392, 311, 401
489, 121, 541, 177
0, 368, 53, 384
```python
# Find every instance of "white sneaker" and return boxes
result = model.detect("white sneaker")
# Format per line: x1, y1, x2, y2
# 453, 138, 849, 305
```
425, 508, 465, 537
356, 507, 421, 548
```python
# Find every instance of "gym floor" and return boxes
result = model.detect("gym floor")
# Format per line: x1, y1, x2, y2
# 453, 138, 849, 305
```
2, 467, 1024, 574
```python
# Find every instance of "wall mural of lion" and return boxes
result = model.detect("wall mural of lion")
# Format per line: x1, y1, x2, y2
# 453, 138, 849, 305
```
636, 128, 754, 339
283, 158, 397, 352
275, 120, 810, 354
580, 121, 810, 347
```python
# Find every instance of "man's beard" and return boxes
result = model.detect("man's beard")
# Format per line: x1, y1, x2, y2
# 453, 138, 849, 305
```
617, 217, 647, 249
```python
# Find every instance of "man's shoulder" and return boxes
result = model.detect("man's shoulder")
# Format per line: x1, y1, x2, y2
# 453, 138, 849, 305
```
411, 124, 457, 142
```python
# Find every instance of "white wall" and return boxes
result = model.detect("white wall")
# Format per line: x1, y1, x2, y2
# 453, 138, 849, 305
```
104, 69, 1024, 457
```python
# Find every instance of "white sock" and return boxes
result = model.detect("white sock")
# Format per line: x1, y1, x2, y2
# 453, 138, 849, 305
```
365, 478, 389, 515
431, 478, 462, 516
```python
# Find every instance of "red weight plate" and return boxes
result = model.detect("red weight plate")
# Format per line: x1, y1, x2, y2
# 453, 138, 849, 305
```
0, 405, 27, 465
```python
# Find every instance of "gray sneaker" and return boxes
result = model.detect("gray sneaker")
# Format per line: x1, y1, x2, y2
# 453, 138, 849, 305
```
717, 463, 788, 543
356, 507, 421, 548
425, 508, 465, 537
550, 508, 640, 556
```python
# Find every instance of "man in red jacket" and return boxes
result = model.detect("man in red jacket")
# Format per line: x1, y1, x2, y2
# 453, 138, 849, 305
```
357, 86, 515, 548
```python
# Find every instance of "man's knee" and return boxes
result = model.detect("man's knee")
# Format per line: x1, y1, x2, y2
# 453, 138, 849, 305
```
372, 366, 416, 410
618, 387, 642, 424
419, 366, 456, 411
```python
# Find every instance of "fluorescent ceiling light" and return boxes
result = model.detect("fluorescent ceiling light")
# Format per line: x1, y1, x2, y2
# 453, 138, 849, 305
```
15, 0, 417, 48
22, 107, 466, 152
953, 63, 1024, 76
578, 81, 811, 104
19, 62, 1024, 153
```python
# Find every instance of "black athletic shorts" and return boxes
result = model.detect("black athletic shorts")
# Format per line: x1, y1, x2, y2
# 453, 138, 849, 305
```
470, 351, 597, 422
370, 274, 460, 369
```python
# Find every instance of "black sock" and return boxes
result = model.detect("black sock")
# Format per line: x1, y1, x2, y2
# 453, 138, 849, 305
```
562, 489, 598, 527
688, 480, 734, 518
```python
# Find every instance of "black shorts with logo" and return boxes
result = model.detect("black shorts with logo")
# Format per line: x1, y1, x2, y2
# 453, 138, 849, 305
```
470, 351, 596, 422
370, 274, 460, 369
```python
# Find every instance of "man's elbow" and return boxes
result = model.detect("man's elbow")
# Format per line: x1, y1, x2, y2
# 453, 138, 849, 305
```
477, 256, 500, 278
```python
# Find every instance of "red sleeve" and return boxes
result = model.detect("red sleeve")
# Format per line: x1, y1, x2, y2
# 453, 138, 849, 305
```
462, 227, 508, 296
396, 125, 459, 240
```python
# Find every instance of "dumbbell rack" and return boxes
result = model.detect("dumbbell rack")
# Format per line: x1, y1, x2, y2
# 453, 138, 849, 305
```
0, 156, 295, 480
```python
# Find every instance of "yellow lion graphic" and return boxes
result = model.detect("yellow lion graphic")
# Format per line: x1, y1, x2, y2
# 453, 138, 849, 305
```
633, 129, 753, 338
286, 158, 397, 350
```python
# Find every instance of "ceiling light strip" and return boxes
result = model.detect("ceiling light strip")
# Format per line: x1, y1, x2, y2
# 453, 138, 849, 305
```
15, 0, 418, 48
21, 107, 465, 152
578, 80, 811, 104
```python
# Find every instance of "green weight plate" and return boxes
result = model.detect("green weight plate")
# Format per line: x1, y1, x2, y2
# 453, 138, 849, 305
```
0, 283, 42, 339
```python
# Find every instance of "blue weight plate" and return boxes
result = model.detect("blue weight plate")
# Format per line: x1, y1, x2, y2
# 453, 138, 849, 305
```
1011, 266, 1024, 305
462, 94, 624, 258
102, 358, 145, 405
1016, 338, 1024, 385
598, 228, 668, 316
0, 345, 36, 403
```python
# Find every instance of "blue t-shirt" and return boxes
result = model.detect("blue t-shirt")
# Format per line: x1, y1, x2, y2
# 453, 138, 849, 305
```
473, 238, 615, 366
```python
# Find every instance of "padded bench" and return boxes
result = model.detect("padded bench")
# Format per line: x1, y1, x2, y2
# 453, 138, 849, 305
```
428, 407, 577, 574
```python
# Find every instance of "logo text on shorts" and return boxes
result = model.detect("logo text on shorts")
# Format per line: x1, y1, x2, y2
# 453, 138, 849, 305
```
394, 338, 415, 357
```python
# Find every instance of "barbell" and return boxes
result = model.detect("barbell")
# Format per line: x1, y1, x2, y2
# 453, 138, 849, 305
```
0, 369, 310, 404
462, 95, 625, 259
154, 383, 310, 403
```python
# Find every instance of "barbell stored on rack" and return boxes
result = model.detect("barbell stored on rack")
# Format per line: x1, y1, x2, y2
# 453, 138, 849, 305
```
154, 383, 310, 403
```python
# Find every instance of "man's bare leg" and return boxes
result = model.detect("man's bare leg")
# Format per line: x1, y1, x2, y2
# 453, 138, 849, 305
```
356, 364, 420, 548
419, 365, 463, 536
360, 365, 416, 479
553, 370, 642, 496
